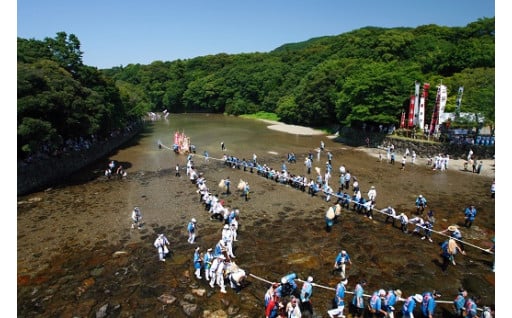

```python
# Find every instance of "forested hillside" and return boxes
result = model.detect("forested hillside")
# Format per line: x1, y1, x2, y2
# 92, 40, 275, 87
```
104, 17, 494, 128
18, 18, 494, 160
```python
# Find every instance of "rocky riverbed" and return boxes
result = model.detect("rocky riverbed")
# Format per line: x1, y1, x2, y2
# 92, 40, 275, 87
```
17, 120, 496, 318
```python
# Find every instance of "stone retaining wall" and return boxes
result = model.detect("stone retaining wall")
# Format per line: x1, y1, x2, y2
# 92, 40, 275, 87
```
335, 127, 495, 160
17, 123, 143, 196
379, 136, 495, 160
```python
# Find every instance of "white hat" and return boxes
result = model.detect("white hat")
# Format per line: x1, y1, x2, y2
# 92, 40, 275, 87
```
159, 234, 164, 237
371, 185, 375, 189
395, 289, 402, 298
414, 294, 423, 302
379, 289, 386, 296
223, 224, 229, 229
419, 194, 423, 198
307, 276, 313, 283
281, 277, 287, 284
341, 278, 348, 285
448, 225, 458, 232
191, 218, 197, 223
207, 248, 212, 252
341, 250, 347, 254
195, 246, 200, 251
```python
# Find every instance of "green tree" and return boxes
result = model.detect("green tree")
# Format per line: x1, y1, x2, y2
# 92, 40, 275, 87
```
446, 67, 495, 134
336, 61, 423, 128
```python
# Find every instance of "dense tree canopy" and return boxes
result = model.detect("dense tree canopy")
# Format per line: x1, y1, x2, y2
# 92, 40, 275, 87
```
18, 18, 495, 158
17, 32, 144, 159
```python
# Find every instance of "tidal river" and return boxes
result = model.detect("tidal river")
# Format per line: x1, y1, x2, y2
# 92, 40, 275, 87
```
17, 113, 495, 317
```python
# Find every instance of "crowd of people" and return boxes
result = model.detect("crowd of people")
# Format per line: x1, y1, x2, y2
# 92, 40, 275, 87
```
132, 140, 494, 317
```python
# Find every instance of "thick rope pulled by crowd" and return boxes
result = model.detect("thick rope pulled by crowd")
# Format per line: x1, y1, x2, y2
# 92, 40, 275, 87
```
179, 150, 493, 255
159, 144, 493, 313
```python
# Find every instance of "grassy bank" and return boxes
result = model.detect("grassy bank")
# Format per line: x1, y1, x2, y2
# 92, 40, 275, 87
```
239, 111, 280, 121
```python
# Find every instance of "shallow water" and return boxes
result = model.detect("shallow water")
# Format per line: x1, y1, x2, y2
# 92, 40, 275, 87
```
18, 114, 495, 317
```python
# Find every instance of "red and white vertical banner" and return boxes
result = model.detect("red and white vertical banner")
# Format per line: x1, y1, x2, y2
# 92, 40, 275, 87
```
400, 111, 406, 128
407, 95, 415, 128
429, 85, 442, 135
418, 83, 430, 130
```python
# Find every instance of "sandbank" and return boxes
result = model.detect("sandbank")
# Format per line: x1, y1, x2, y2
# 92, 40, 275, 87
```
259, 119, 325, 135
259, 119, 495, 179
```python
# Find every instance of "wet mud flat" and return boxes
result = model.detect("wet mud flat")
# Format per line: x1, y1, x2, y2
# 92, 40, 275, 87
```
17, 147, 495, 317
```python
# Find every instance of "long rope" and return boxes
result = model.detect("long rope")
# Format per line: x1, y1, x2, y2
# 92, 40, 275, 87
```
196, 153, 492, 254
159, 143, 493, 311
248, 274, 479, 308
159, 143, 493, 254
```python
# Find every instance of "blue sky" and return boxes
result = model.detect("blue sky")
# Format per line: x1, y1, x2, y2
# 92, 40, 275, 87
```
17, 0, 495, 69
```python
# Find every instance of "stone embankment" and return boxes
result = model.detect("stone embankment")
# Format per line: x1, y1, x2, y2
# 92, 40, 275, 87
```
335, 127, 494, 160
379, 136, 495, 160
17, 123, 143, 196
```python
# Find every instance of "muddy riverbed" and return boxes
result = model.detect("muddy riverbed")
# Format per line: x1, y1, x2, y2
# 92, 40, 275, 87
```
17, 115, 496, 317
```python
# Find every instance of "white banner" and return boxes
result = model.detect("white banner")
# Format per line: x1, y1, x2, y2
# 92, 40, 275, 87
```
438, 84, 448, 123
418, 97, 425, 130
414, 81, 420, 126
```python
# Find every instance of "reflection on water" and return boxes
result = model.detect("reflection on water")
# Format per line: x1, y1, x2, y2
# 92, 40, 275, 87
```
112, 113, 326, 172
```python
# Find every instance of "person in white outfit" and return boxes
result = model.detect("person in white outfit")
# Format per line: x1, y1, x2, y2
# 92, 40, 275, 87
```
131, 206, 143, 229
216, 257, 227, 293
230, 219, 238, 242
153, 234, 170, 262
367, 186, 377, 202
203, 248, 213, 281
209, 255, 222, 288
221, 224, 236, 258
186, 159, 193, 176
286, 296, 302, 318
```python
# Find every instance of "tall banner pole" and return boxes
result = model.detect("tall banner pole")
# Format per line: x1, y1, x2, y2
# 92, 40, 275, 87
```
408, 95, 415, 128
438, 84, 448, 130
455, 86, 464, 119
414, 81, 420, 126
429, 85, 441, 136
418, 83, 430, 131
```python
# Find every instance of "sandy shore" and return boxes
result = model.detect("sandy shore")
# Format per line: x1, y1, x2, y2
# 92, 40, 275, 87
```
259, 119, 325, 135
358, 146, 496, 179
263, 119, 495, 179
